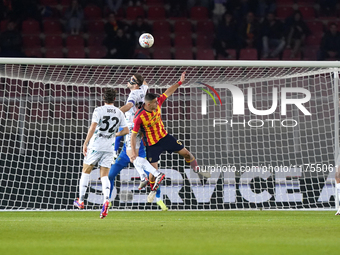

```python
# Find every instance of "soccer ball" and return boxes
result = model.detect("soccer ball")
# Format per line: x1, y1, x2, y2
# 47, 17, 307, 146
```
139, 33, 154, 48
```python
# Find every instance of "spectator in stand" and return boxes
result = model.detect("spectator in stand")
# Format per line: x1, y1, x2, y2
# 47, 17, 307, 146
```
104, 28, 132, 59
130, 16, 151, 44
187, 0, 211, 10
238, 11, 260, 49
229, 0, 258, 22
214, 12, 238, 58
261, 12, 285, 58
0, 0, 7, 21
128, 0, 144, 6
317, 0, 337, 17
317, 23, 340, 60
285, 10, 310, 59
0, 21, 24, 57
64, 0, 84, 35
6, 0, 41, 22
104, 12, 128, 38
256, 0, 276, 20
105, 0, 122, 14
212, 0, 227, 23
167, 0, 188, 18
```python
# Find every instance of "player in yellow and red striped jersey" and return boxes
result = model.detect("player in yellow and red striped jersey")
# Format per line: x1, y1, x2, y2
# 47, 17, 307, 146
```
130, 72, 210, 202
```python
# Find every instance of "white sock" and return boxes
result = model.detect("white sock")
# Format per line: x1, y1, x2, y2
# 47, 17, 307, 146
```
134, 157, 160, 177
79, 173, 90, 202
132, 159, 148, 180
101, 176, 110, 203
337, 183, 340, 204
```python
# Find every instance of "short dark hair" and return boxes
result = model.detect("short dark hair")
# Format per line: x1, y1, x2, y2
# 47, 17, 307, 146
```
134, 73, 144, 86
145, 93, 158, 102
103, 88, 117, 103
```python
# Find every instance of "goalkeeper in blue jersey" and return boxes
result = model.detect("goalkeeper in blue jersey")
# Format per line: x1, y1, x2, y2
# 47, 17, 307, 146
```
109, 128, 168, 211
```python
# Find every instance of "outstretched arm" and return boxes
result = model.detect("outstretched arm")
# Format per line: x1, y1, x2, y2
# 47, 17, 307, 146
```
164, 72, 185, 97
116, 127, 129, 137
120, 102, 134, 113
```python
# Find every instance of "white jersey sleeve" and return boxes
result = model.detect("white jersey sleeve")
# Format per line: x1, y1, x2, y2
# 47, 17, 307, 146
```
91, 108, 100, 123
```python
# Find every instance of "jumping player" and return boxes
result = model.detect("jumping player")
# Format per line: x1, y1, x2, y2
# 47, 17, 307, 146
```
130, 72, 210, 202
74, 88, 129, 219
108, 74, 166, 207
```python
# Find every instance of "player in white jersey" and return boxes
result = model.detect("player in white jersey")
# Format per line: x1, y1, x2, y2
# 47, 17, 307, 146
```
335, 159, 340, 215
74, 88, 129, 219
120, 74, 165, 190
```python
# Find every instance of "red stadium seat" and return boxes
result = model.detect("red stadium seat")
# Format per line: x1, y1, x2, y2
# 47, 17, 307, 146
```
298, 6, 315, 19
152, 20, 171, 35
87, 34, 106, 46
87, 20, 105, 34
88, 46, 107, 58
196, 34, 213, 49
153, 49, 172, 59
190, 6, 208, 20
174, 35, 192, 48
305, 34, 322, 46
0, 20, 8, 32
306, 21, 324, 34
196, 49, 215, 60
45, 35, 63, 48
276, 7, 294, 19
126, 6, 144, 20
67, 47, 86, 58
239, 49, 258, 60
174, 20, 192, 35
83, 5, 102, 20
174, 48, 193, 60
153, 34, 171, 47
196, 20, 214, 34
59, 0, 70, 6
22, 19, 41, 35
66, 35, 84, 47
226, 49, 237, 60
148, 6, 166, 20
282, 49, 301, 60
43, 19, 62, 35
45, 48, 64, 58
303, 46, 318, 60
25, 48, 43, 58
23, 35, 41, 48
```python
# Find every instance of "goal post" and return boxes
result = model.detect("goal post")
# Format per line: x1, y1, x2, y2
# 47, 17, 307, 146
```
0, 58, 339, 210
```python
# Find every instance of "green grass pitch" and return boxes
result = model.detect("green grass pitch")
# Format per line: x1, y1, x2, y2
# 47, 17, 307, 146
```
0, 211, 339, 255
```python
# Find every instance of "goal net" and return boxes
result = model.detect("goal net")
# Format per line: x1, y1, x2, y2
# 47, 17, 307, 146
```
0, 58, 338, 210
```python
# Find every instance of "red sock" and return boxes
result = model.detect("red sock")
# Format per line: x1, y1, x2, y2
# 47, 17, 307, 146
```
186, 157, 199, 172
149, 181, 155, 190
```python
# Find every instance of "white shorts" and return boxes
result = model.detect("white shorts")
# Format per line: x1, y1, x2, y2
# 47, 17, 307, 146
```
83, 150, 113, 168
125, 130, 141, 151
